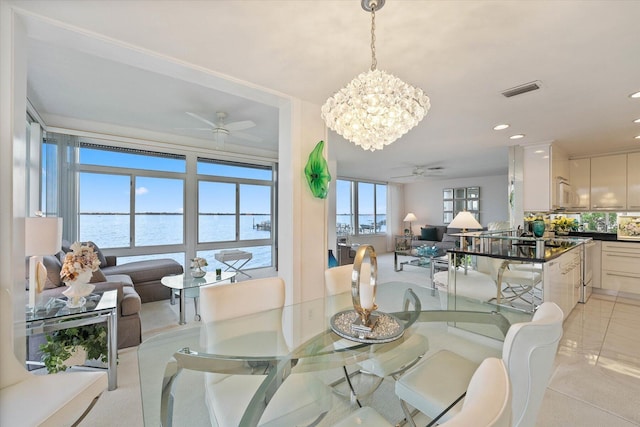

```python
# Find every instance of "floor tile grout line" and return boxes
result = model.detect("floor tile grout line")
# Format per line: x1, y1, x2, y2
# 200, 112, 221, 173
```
546, 386, 639, 425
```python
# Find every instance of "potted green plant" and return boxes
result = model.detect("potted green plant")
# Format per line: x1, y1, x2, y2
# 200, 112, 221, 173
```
39, 324, 109, 373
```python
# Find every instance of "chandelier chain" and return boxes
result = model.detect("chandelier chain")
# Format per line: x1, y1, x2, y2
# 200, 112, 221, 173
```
370, 3, 377, 71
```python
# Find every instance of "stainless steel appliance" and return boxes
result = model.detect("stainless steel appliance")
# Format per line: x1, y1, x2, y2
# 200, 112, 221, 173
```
580, 239, 595, 303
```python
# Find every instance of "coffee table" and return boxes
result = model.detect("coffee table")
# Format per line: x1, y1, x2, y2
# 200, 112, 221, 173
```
26, 290, 118, 390
394, 248, 448, 293
161, 271, 236, 325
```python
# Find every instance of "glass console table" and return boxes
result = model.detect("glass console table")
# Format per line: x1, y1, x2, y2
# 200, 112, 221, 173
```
138, 282, 526, 426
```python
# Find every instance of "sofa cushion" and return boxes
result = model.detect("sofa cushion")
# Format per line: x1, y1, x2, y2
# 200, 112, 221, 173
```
121, 286, 142, 316
441, 233, 458, 243
421, 227, 438, 241
102, 259, 182, 284
104, 274, 134, 287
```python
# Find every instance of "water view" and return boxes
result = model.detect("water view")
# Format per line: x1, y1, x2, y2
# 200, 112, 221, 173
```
79, 214, 272, 270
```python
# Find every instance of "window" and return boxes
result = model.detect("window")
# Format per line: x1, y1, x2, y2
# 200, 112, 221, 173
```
337, 179, 387, 235
197, 158, 274, 269
43, 135, 276, 271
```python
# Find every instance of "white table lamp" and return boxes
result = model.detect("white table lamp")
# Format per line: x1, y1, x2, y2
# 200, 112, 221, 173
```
25, 216, 63, 309
448, 211, 482, 233
403, 213, 417, 236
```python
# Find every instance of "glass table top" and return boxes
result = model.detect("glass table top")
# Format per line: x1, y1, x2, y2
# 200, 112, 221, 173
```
138, 282, 530, 426
160, 271, 236, 290
26, 289, 117, 323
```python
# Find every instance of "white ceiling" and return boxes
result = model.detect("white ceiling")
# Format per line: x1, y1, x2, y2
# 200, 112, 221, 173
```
14, 0, 640, 183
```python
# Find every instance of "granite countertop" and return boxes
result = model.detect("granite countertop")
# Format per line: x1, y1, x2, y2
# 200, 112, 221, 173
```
448, 235, 586, 263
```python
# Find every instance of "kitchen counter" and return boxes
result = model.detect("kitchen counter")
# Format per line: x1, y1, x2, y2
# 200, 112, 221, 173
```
448, 234, 586, 263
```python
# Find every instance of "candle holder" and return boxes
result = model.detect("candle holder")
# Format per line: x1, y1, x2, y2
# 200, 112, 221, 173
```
351, 245, 378, 333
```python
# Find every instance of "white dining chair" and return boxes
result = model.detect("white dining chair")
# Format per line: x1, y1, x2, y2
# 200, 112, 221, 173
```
395, 301, 563, 427
334, 357, 511, 427
324, 265, 428, 403
0, 288, 108, 427
199, 277, 330, 427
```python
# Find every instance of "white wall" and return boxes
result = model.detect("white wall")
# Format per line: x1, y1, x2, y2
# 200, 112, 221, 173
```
403, 174, 509, 232
1, 4, 29, 360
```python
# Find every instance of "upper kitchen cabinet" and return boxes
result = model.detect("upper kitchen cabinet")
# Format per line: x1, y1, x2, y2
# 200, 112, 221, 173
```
591, 154, 627, 210
568, 158, 590, 210
628, 152, 640, 211
523, 143, 568, 212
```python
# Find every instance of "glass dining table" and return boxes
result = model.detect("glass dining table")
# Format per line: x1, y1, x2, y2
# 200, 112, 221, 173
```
138, 281, 524, 427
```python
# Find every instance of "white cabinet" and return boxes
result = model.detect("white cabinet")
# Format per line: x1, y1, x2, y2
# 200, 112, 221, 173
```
543, 248, 581, 320
601, 241, 640, 294
523, 143, 568, 212
590, 154, 627, 210
568, 158, 590, 210
628, 152, 640, 211
591, 240, 601, 288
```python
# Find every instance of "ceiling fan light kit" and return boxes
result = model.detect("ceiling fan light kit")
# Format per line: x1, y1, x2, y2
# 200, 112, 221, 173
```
321, 0, 430, 152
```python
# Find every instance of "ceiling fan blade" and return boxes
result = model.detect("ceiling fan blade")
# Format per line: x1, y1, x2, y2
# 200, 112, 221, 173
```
186, 112, 217, 128
390, 174, 416, 179
174, 127, 212, 131
232, 131, 262, 143
225, 120, 256, 132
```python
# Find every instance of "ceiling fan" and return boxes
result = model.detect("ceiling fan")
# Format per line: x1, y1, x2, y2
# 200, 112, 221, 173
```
390, 165, 445, 180
179, 111, 262, 146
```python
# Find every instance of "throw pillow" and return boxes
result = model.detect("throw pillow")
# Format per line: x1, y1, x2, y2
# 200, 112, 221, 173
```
420, 227, 437, 241
89, 268, 108, 284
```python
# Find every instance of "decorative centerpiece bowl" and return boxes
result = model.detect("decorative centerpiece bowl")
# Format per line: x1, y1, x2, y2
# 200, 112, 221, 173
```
190, 257, 208, 278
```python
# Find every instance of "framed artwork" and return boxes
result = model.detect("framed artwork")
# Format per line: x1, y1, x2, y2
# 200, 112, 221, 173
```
443, 186, 481, 224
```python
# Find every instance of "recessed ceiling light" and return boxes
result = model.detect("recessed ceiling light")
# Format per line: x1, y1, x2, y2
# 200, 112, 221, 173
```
534, 150, 545, 154
631, 91, 640, 99
493, 124, 510, 130
634, 118, 640, 123
510, 134, 525, 140
635, 135, 640, 140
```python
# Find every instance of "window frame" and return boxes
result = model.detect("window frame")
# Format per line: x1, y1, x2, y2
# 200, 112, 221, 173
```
336, 178, 387, 236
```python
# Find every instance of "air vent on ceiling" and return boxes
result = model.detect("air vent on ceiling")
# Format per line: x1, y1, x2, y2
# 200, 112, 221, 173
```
501, 81, 542, 98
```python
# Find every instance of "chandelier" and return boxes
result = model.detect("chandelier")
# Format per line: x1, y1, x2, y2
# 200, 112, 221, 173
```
321, 0, 430, 152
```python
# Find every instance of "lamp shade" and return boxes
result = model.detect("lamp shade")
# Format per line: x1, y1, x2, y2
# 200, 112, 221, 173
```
448, 211, 482, 231
403, 213, 417, 222
25, 217, 62, 256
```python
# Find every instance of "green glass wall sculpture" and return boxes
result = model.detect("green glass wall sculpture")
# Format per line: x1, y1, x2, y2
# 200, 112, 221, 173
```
305, 140, 331, 199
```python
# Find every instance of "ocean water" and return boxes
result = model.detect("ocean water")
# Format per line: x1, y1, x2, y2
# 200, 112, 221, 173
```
80, 214, 272, 269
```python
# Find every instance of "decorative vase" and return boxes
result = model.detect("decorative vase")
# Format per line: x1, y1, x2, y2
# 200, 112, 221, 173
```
556, 230, 569, 236
532, 220, 546, 238
191, 265, 206, 278
328, 249, 339, 268
62, 276, 95, 308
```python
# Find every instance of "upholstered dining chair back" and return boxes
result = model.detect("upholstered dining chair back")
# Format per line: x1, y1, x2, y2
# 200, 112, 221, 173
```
335, 358, 511, 427
200, 277, 285, 322
324, 264, 353, 295
198, 277, 331, 427
502, 301, 563, 427
439, 357, 512, 427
